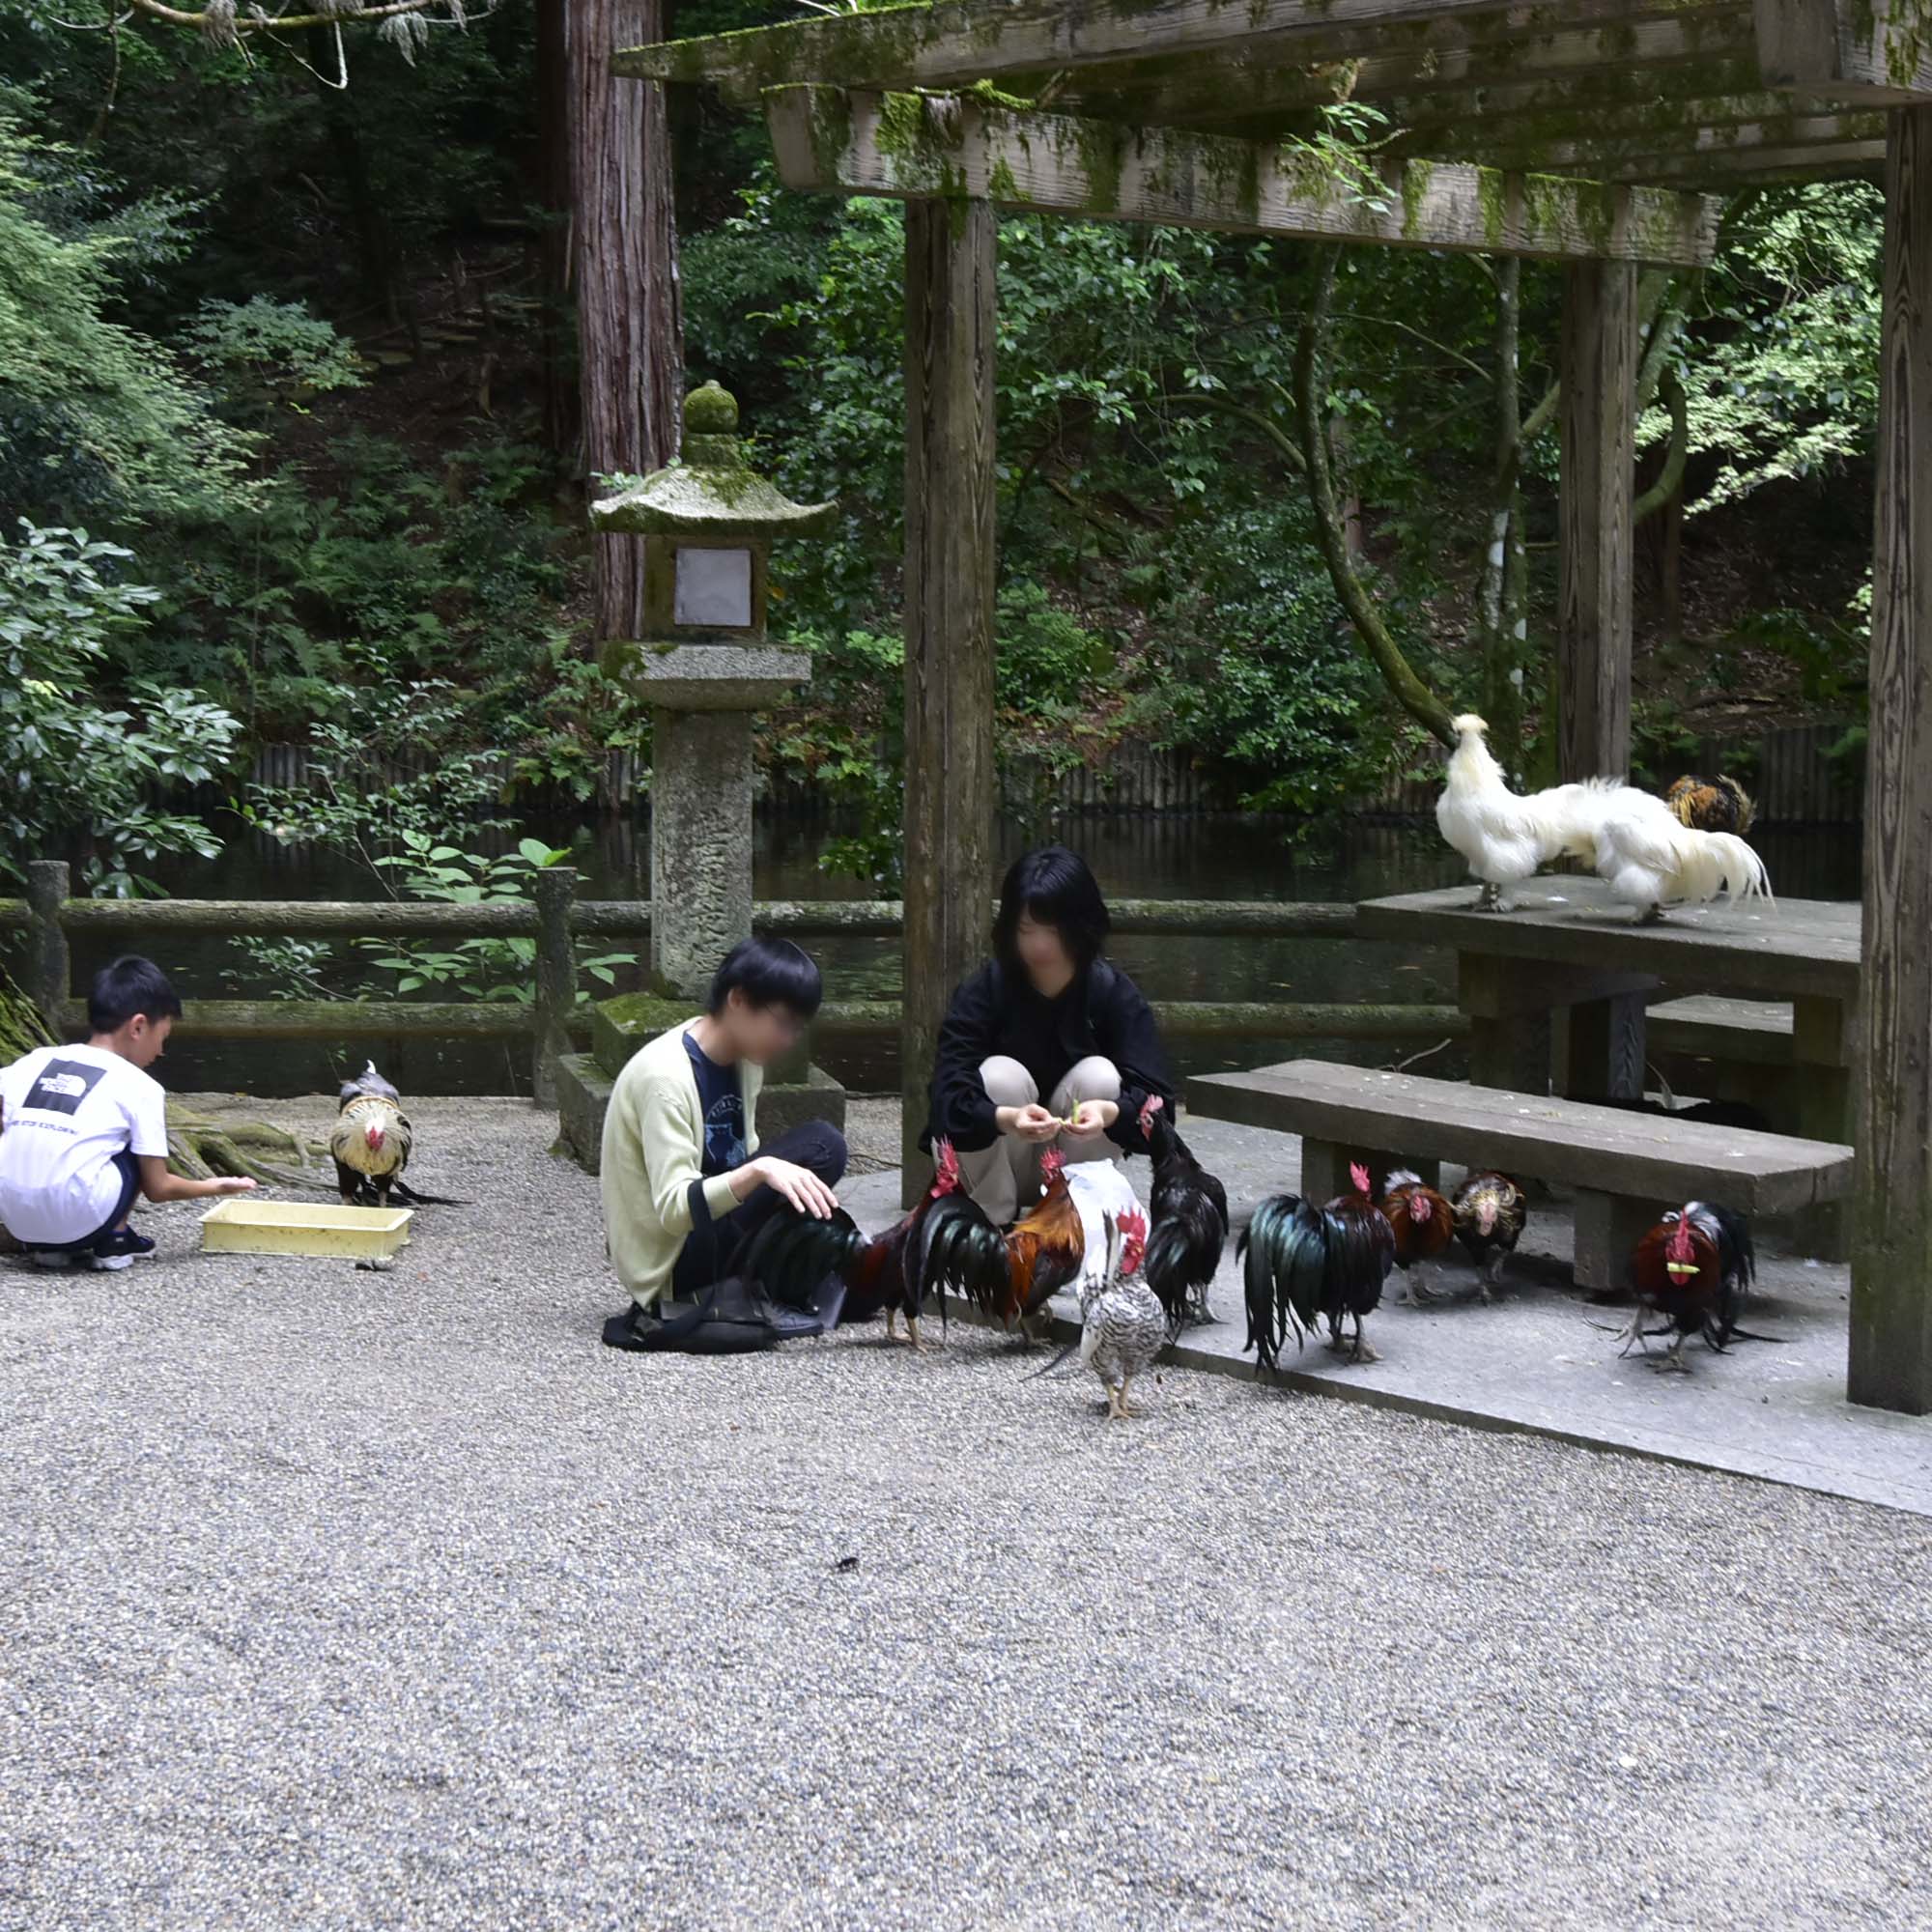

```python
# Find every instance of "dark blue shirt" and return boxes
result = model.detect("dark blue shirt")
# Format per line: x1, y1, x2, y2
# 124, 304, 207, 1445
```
683, 1032, 747, 1177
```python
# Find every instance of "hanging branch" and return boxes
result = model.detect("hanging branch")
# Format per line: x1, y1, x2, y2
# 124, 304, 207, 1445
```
1634, 361, 1690, 526
123, 0, 445, 38
1293, 245, 1457, 748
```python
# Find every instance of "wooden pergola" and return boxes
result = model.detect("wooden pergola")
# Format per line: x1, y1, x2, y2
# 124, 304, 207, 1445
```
617, 0, 1932, 1413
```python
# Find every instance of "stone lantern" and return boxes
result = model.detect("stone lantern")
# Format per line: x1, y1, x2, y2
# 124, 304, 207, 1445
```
592, 380, 838, 999
553, 381, 845, 1171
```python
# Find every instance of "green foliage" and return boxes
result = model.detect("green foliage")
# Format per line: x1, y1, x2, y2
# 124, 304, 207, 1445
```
185, 295, 366, 420
0, 522, 241, 895
0, 104, 255, 533
1680, 184, 1884, 512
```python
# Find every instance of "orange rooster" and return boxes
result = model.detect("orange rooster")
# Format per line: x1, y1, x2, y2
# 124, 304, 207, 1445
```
1663, 775, 1755, 837
996, 1144, 1086, 1339
1618, 1200, 1757, 1372
1379, 1167, 1454, 1303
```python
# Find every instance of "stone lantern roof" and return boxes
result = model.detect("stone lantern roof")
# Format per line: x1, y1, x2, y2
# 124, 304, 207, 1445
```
589, 382, 838, 540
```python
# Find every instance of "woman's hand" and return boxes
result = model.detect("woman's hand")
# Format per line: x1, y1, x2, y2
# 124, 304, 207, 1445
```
751, 1155, 838, 1219
212, 1176, 259, 1196
996, 1102, 1061, 1144
1064, 1098, 1120, 1140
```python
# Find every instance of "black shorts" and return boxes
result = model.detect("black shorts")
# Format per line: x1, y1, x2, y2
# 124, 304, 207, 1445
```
41, 1150, 142, 1255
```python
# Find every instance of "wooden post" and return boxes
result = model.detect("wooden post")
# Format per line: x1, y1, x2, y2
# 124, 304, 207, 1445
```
1851, 105, 1932, 1414
1558, 259, 1645, 1098
25, 861, 71, 1036
532, 866, 578, 1106
900, 196, 997, 1206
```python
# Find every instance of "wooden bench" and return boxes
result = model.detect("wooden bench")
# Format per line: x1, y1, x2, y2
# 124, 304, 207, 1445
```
1647, 993, 1804, 1118
1187, 1058, 1854, 1291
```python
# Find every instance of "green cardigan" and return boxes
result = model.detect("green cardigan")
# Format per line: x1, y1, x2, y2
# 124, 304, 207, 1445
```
599, 1019, 763, 1308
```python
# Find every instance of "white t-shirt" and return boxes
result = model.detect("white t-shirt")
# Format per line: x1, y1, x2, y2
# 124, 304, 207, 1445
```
0, 1045, 167, 1245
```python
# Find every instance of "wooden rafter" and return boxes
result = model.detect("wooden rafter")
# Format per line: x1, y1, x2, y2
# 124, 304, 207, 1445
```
1756, 0, 1932, 103
614, 0, 1728, 96
1461, 108, 1886, 172
764, 86, 1721, 267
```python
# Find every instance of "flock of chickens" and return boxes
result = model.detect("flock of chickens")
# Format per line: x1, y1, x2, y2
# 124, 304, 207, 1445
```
339, 718, 1772, 1416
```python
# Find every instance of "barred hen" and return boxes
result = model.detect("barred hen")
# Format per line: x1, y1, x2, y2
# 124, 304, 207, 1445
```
1618, 1201, 1756, 1372
1664, 774, 1755, 837
1239, 1162, 1395, 1371
1380, 1167, 1454, 1303
744, 1139, 1007, 1350
330, 1062, 412, 1208
999, 1144, 1085, 1340
1451, 1171, 1527, 1300
1137, 1094, 1229, 1331
1078, 1208, 1160, 1420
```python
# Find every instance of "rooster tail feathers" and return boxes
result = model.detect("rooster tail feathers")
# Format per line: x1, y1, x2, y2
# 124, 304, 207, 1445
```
1239, 1194, 1328, 1371
1142, 1212, 1213, 1332
742, 1207, 866, 1305
912, 1194, 1008, 1319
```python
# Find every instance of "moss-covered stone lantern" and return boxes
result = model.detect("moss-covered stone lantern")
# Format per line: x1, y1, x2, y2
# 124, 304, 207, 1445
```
591, 381, 836, 999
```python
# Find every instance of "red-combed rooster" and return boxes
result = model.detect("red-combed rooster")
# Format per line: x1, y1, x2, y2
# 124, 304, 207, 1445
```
1618, 1200, 1757, 1371
1379, 1167, 1454, 1303
744, 1139, 1008, 1350
1450, 1171, 1527, 1300
1137, 1094, 1230, 1332
1239, 1161, 1395, 1371
996, 1143, 1085, 1339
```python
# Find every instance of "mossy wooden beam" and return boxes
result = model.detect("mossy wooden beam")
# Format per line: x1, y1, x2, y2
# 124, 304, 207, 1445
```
1059, 10, 1757, 127
764, 86, 1721, 267
1466, 109, 1886, 172
1756, 0, 1932, 104
613, 0, 1717, 97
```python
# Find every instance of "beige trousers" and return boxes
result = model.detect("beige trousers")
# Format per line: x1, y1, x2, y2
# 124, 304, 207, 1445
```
956, 1054, 1122, 1226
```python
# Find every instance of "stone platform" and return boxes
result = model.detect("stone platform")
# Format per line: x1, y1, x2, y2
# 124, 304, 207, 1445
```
838, 1113, 1932, 1519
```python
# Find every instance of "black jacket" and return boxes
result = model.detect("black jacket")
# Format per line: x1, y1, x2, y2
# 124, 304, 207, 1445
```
922, 957, 1176, 1156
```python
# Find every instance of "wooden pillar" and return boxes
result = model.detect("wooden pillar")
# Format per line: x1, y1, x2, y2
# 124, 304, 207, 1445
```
1851, 106, 1932, 1414
25, 861, 71, 1036
531, 865, 577, 1107
1557, 259, 1636, 781
1557, 260, 1644, 1098
900, 197, 997, 1205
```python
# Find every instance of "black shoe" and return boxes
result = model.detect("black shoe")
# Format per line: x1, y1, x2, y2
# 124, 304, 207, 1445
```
93, 1228, 156, 1263
601, 1301, 663, 1351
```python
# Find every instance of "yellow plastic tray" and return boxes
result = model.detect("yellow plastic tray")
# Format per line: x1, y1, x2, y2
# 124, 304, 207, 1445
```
200, 1199, 413, 1261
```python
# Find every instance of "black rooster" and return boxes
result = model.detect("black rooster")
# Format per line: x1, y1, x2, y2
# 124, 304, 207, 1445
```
1136, 1094, 1229, 1332
1238, 1162, 1395, 1371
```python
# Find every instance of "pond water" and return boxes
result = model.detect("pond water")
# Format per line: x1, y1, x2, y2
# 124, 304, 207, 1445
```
69, 812, 1861, 1100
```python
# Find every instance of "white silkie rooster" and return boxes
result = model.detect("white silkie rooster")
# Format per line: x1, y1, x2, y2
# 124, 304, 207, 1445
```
1063, 1157, 1148, 1294
1436, 713, 1771, 921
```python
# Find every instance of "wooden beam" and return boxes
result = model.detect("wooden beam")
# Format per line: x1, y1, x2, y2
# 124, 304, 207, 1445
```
1756, 0, 1932, 105
614, 0, 1702, 95
1063, 11, 1759, 127
1467, 109, 1886, 173
1850, 103, 1932, 1414
1557, 259, 1637, 781
900, 195, 998, 1206
764, 87, 1721, 267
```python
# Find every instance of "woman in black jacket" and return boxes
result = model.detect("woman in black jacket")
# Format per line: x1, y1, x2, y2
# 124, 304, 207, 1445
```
924, 845, 1176, 1225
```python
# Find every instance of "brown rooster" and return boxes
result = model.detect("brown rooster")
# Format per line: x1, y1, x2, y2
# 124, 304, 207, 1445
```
1451, 1171, 1527, 1301
743, 1139, 1008, 1350
1379, 1167, 1454, 1303
1663, 774, 1755, 837
998, 1143, 1085, 1339
1619, 1201, 1757, 1372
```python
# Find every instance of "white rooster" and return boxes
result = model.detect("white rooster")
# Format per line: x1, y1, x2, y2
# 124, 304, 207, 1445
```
1064, 1158, 1148, 1293
1436, 714, 1772, 921
1436, 714, 1624, 910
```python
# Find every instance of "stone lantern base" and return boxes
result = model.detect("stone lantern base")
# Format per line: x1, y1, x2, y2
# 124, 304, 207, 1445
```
554, 992, 847, 1178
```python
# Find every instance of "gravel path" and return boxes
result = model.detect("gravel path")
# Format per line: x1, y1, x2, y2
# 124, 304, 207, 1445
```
3, 1098, 1930, 1930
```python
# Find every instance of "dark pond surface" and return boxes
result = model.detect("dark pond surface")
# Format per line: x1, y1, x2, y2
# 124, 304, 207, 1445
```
58, 812, 1861, 1099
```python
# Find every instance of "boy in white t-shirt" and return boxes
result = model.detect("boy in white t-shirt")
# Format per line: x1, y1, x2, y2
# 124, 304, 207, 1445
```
0, 956, 255, 1270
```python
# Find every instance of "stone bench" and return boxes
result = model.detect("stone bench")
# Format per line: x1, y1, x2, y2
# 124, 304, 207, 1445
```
1187, 1057, 1853, 1291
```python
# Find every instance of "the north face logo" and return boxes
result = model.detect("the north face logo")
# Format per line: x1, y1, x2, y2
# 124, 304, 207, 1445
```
26, 1059, 105, 1117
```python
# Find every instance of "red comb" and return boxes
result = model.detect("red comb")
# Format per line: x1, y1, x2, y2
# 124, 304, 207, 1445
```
1350, 1162, 1372, 1196
1039, 1145, 1065, 1181
1118, 1205, 1149, 1276
932, 1139, 961, 1194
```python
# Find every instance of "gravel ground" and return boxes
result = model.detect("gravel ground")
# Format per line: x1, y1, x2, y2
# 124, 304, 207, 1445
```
4, 1097, 1931, 1931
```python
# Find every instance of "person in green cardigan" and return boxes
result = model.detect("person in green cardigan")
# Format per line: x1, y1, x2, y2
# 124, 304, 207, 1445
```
599, 937, 845, 1348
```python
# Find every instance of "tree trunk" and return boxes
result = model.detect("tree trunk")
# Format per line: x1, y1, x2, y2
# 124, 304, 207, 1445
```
1475, 256, 1526, 766
535, 0, 577, 462
568, 0, 682, 640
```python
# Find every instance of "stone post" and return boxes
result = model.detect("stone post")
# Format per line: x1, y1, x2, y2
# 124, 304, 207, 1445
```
649, 708, 756, 1002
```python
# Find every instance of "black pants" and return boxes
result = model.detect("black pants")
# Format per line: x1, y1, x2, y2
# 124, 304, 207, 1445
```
669, 1120, 848, 1298
40, 1150, 141, 1255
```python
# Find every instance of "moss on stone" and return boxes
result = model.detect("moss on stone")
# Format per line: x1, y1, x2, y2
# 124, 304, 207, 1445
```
683, 381, 739, 433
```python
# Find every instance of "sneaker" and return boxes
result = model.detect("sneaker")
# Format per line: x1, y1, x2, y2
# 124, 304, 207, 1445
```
93, 1228, 156, 1263
82, 1250, 134, 1271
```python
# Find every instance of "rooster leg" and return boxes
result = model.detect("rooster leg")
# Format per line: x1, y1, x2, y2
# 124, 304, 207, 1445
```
1105, 1381, 1129, 1421
1472, 880, 1508, 912
884, 1308, 898, 1343
1350, 1316, 1380, 1365
1655, 1333, 1691, 1374
903, 1312, 926, 1353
